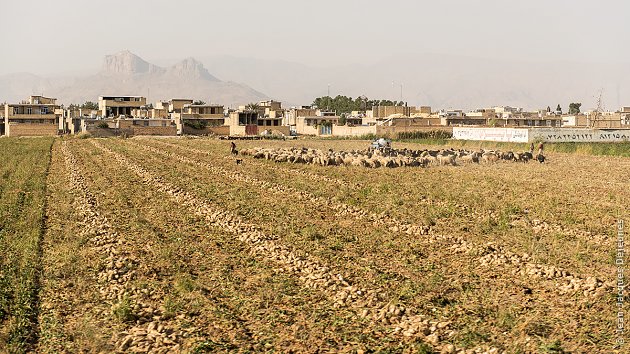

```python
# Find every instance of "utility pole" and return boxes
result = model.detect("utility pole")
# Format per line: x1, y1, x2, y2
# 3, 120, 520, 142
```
327, 84, 330, 111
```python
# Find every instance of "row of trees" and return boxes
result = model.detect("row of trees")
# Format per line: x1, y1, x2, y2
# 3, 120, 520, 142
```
547, 103, 582, 115
312, 95, 405, 114
67, 101, 99, 110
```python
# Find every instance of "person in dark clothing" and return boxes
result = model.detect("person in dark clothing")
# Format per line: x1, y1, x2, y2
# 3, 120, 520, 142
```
529, 143, 535, 154
230, 141, 237, 155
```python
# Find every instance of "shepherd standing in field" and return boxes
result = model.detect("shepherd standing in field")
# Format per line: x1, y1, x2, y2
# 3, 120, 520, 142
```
230, 141, 237, 155
529, 143, 535, 154
537, 142, 544, 156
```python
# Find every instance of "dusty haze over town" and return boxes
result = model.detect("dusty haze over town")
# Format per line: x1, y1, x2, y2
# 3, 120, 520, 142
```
1, 0, 628, 110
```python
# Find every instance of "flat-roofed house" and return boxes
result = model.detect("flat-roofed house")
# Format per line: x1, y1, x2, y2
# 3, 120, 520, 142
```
4, 96, 61, 137
0, 103, 5, 135
295, 115, 340, 136
621, 107, 630, 126
504, 111, 563, 127
99, 95, 146, 118
286, 107, 317, 126
584, 111, 623, 128
228, 109, 287, 136
180, 103, 226, 135
229, 110, 260, 135
169, 98, 193, 113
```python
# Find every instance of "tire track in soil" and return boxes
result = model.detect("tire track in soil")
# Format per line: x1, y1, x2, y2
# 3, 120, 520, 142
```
61, 141, 191, 353
132, 138, 613, 300
92, 139, 503, 353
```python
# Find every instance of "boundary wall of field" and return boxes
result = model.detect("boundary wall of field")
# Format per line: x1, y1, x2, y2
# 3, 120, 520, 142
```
453, 127, 630, 143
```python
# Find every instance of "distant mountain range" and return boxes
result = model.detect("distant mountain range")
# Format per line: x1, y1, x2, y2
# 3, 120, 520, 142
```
1, 51, 627, 111
0, 51, 268, 107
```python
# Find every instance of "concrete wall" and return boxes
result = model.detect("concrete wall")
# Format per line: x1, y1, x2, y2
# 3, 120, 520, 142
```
377, 125, 452, 138
372, 106, 415, 118
386, 117, 443, 126
183, 125, 230, 136
530, 128, 630, 142
84, 125, 176, 137
333, 125, 377, 136
295, 121, 319, 135
230, 125, 247, 136
453, 127, 529, 142
132, 126, 177, 136
453, 127, 630, 143
85, 127, 122, 138
7, 123, 58, 137
259, 126, 290, 136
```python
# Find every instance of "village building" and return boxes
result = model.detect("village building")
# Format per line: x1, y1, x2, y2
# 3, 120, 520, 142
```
64, 107, 100, 134
621, 107, 630, 126
285, 106, 317, 126
504, 111, 563, 127
228, 110, 260, 135
369, 105, 417, 118
99, 95, 146, 118
0, 105, 4, 136
179, 103, 226, 135
259, 100, 282, 115
295, 112, 340, 136
228, 108, 287, 136
581, 110, 625, 128
364, 105, 419, 125
131, 100, 169, 119
3, 96, 61, 137
168, 98, 193, 113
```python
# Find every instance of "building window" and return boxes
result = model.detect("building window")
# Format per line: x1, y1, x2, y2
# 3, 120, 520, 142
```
26, 107, 32, 114
546, 120, 551, 126
41, 106, 48, 114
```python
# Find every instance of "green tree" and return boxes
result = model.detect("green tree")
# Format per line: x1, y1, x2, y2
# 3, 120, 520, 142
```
339, 113, 347, 125
81, 101, 99, 110
245, 102, 260, 111
568, 102, 582, 115
193, 100, 206, 105
312, 95, 407, 114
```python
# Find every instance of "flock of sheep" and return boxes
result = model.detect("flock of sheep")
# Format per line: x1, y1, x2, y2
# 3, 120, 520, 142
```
239, 146, 543, 168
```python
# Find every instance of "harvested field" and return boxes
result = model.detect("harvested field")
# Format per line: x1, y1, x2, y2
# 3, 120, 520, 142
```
1, 136, 627, 353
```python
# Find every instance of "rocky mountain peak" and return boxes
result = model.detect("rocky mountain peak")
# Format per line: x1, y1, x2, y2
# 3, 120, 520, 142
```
167, 57, 219, 81
102, 50, 162, 75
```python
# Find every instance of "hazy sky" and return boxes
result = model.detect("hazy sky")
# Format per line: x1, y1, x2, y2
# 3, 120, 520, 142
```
1, 0, 628, 75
